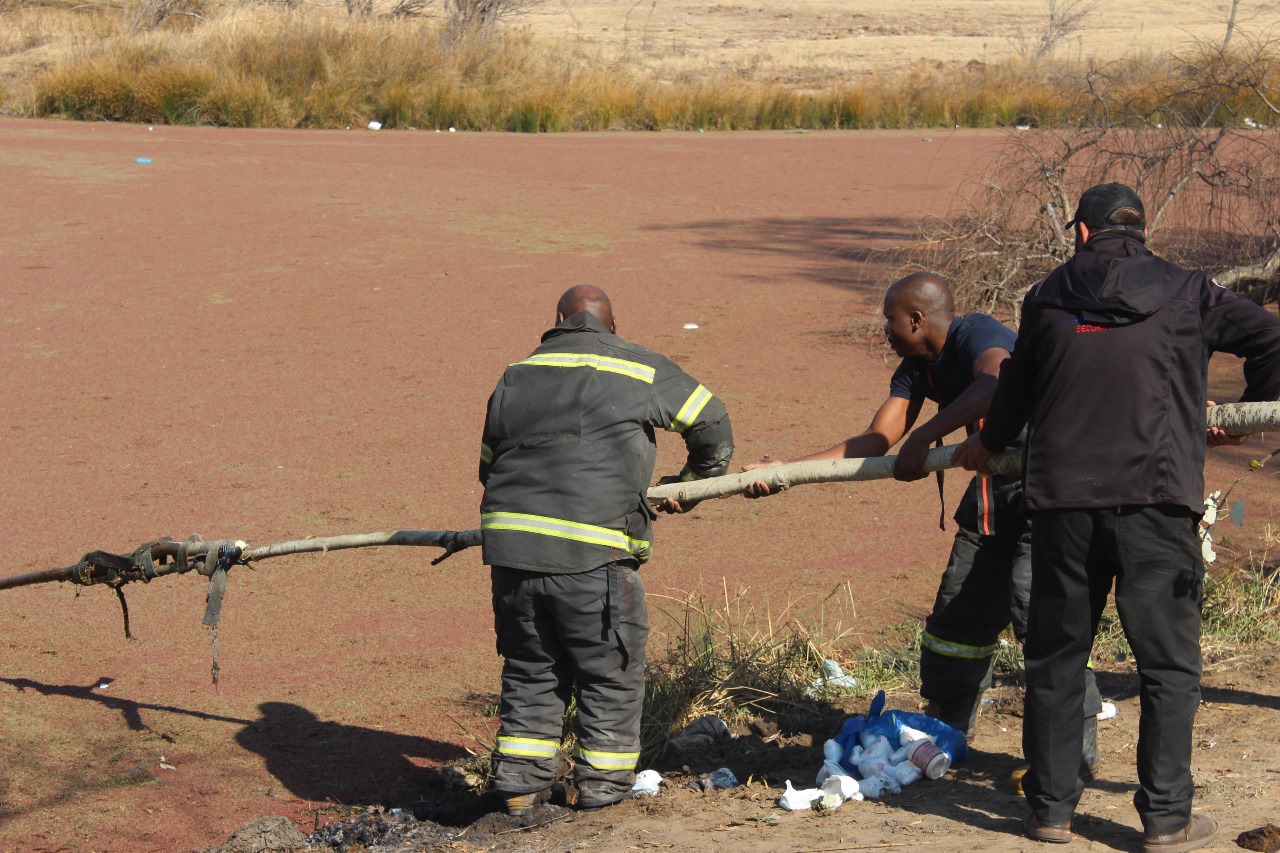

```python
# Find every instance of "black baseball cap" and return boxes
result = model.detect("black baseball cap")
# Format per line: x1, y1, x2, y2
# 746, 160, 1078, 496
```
1065, 182, 1146, 231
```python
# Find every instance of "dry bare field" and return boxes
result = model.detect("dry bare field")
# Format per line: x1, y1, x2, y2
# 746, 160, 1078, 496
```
524, 0, 1275, 79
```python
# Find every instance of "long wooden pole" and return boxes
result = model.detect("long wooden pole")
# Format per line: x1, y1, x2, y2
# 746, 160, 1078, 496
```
1, 403, 1274, 593
0, 531, 482, 592
645, 401, 1278, 506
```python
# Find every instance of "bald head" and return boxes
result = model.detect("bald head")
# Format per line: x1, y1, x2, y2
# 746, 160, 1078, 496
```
882, 272, 956, 360
884, 271, 955, 319
557, 284, 615, 332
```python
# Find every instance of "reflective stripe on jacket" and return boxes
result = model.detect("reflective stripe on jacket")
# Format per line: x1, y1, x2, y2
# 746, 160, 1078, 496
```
479, 311, 734, 573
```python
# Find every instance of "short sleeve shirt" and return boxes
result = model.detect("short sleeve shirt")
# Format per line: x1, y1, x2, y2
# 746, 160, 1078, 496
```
889, 314, 1016, 432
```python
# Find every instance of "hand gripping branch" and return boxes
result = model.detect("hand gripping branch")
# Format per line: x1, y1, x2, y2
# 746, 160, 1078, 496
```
645, 402, 1280, 506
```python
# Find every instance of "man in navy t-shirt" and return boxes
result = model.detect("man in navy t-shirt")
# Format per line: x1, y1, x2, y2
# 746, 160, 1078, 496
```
746, 272, 1100, 761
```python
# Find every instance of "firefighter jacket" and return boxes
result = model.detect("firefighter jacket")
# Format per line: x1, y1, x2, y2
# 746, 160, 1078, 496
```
479, 311, 734, 573
980, 233, 1280, 513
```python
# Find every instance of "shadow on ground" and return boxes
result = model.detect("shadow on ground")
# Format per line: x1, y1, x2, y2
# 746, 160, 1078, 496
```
643, 215, 922, 294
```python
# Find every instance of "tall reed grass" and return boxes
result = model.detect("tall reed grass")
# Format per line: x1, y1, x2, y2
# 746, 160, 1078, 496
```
6, 3, 1277, 130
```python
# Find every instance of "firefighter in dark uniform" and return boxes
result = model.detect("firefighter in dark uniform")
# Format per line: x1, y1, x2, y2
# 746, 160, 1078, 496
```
479, 284, 734, 815
745, 272, 1100, 755
955, 182, 1280, 850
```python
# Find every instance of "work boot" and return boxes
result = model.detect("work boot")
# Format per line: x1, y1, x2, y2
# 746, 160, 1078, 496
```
1024, 814, 1073, 844
576, 782, 635, 811
503, 788, 551, 817
1142, 813, 1218, 853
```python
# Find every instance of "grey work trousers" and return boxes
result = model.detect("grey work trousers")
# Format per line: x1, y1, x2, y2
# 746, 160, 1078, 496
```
490, 561, 649, 806
1024, 506, 1203, 834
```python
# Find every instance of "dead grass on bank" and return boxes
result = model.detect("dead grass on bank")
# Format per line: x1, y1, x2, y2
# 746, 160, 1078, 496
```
3, 0, 1278, 130
640, 546, 1280, 761
639, 582, 920, 761
448, 534, 1278, 789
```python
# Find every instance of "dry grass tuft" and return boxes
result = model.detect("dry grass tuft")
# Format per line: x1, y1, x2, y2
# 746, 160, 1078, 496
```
636, 582, 930, 761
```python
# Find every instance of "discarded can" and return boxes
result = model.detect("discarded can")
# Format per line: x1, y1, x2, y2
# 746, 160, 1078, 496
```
905, 738, 950, 780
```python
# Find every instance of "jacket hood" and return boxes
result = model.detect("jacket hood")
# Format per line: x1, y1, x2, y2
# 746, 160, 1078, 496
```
1034, 234, 1179, 326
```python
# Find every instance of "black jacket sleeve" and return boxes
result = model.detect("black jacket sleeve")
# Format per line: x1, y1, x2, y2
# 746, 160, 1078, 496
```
479, 382, 502, 485
980, 293, 1039, 452
1201, 276, 1280, 402
652, 359, 734, 480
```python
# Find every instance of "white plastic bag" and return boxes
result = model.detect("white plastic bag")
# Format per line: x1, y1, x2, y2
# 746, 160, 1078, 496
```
779, 780, 823, 811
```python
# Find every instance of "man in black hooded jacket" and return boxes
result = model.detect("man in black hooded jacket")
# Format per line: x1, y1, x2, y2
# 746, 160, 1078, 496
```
954, 182, 1280, 852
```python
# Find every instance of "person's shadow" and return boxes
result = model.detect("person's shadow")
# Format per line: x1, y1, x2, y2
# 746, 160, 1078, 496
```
235, 702, 470, 812
1, 677, 480, 823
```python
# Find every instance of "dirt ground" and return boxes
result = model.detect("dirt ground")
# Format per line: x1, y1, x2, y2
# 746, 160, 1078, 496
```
2, 117, 1279, 853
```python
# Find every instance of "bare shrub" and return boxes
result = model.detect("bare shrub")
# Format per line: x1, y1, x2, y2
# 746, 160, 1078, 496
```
388, 0, 430, 18
443, 0, 539, 44
123, 0, 205, 33
1036, 0, 1095, 59
907, 32, 1280, 321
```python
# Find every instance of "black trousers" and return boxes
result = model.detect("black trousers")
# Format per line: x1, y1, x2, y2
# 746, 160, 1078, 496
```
920, 476, 1103, 735
490, 562, 649, 805
1024, 506, 1204, 834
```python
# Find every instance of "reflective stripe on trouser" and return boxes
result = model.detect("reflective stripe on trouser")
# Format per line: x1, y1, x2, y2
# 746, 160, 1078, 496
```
495, 735, 559, 760
574, 746, 640, 772
490, 562, 649, 799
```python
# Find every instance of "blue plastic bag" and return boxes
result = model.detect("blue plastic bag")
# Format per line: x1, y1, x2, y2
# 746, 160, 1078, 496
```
833, 690, 969, 778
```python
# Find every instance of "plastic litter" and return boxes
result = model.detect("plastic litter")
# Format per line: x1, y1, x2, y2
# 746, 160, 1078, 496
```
1097, 701, 1117, 721
682, 323, 699, 330
779, 780, 823, 811
854, 734, 892, 779
702, 767, 738, 789
669, 715, 729, 753
808, 659, 858, 695
856, 774, 890, 799
367, 121, 382, 130
905, 738, 950, 779
815, 739, 846, 786
816, 690, 968, 799
632, 769, 663, 797
884, 761, 922, 787
820, 773, 862, 802
135, 158, 152, 164
835, 690, 969, 772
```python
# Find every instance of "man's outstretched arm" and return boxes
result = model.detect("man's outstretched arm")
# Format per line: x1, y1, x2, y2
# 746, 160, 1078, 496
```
743, 394, 921, 497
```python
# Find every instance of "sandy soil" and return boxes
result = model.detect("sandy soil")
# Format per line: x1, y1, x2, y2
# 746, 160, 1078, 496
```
1, 117, 1278, 852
